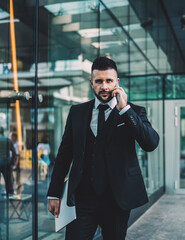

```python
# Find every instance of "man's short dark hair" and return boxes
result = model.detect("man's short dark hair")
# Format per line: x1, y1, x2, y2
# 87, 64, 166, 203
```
91, 56, 117, 73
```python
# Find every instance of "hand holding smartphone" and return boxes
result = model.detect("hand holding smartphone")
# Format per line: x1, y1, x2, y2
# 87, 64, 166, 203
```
113, 81, 128, 110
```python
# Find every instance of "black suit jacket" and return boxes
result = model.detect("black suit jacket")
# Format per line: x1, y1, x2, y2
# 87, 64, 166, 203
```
47, 99, 159, 210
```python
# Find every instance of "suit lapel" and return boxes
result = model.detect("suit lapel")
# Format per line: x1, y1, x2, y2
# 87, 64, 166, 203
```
79, 100, 122, 146
104, 107, 120, 143
81, 99, 94, 148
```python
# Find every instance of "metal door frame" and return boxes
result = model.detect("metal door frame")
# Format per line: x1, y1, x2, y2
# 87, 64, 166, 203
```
174, 101, 185, 194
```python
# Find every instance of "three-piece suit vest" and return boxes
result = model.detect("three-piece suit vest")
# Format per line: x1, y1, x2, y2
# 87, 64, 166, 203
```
76, 106, 116, 197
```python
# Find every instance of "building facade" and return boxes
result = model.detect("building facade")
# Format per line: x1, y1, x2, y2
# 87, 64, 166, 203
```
0, 0, 185, 239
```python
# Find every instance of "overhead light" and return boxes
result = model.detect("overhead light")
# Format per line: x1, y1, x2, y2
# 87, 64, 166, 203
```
45, 1, 93, 16
92, 41, 122, 49
134, 37, 153, 43
79, 27, 118, 38
0, 18, 20, 24
79, 24, 142, 39
55, 59, 81, 71
78, 28, 100, 38
40, 78, 71, 87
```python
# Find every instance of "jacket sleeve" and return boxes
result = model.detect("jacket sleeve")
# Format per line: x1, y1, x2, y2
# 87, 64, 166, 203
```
47, 106, 73, 198
123, 106, 159, 152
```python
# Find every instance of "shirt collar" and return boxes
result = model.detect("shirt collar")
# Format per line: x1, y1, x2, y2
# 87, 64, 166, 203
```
94, 97, 117, 110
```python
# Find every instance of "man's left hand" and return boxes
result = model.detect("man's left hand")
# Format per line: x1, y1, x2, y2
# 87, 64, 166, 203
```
112, 87, 128, 111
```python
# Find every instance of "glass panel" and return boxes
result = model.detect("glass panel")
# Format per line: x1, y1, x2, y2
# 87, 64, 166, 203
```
129, 0, 184, 74
135, 142, 149, 190
38, 0, 99, 238
180, 107, 185, 189
133, 100, 163, 195
146, 101, 163, 194
119, 77, 129, 99
0, 1, 35, 239
165, 75, 185, 99
130, 75, 162, 101
99, 0, 129, 75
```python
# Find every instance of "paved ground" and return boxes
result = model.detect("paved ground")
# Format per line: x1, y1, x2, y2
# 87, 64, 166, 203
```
126, 194, 185, 240
1, 193, 185, 239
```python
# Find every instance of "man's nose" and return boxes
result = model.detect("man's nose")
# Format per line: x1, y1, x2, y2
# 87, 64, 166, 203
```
101, 82, 108, 90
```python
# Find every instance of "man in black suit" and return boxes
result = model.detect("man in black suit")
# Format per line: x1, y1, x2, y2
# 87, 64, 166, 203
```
47, 57, 159, 240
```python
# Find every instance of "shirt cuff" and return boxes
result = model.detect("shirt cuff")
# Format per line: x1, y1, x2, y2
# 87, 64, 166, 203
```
119, 104, 131, 115
47, 196, 60, 200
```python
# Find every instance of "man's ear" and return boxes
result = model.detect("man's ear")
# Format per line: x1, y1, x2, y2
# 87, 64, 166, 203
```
90, 79, 93, 88
116, 78, 120, 87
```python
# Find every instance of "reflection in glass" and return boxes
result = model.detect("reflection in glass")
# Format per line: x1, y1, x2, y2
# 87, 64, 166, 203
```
165, 75, 185, 99
0, 0, 35, 239
180, 107, 185, 189
130, 75, 162, 101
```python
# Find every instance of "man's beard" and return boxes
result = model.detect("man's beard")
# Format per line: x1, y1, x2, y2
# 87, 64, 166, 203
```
94, 90, 113, 103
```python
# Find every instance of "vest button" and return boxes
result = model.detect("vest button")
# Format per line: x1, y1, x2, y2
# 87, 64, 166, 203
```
94, 141, 96, 145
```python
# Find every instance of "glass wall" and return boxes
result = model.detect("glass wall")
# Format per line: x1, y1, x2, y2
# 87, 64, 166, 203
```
165, 75, 185, 99
0, 0, 185, 239
0, 0, 36, 239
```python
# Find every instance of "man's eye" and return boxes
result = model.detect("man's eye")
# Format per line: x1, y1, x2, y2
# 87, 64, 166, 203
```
107, 79, 113, 83
95, 80, 102, 83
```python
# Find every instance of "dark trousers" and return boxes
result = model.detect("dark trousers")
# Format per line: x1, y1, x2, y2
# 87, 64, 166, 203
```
0, 164, 14, 194
65, 187, 130, 240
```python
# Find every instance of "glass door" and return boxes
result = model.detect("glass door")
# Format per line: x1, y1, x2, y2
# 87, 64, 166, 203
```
0, 91, 34, 240
0, 0, 36, 239
175, 103, 185, 193
179, 106, 185, 190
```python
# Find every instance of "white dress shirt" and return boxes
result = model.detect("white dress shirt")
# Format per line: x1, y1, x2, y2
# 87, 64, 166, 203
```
90, 97, 130, 136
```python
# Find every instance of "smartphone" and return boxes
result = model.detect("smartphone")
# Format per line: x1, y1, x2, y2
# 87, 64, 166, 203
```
116, 80, 119, 102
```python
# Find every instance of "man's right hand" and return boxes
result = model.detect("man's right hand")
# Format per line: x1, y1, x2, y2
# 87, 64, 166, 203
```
48, 199, 60, 218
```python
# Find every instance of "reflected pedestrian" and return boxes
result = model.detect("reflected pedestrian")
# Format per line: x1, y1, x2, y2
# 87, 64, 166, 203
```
38, 135, 51, 178
10, 132, 21, 194
0, 127, 15, 195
